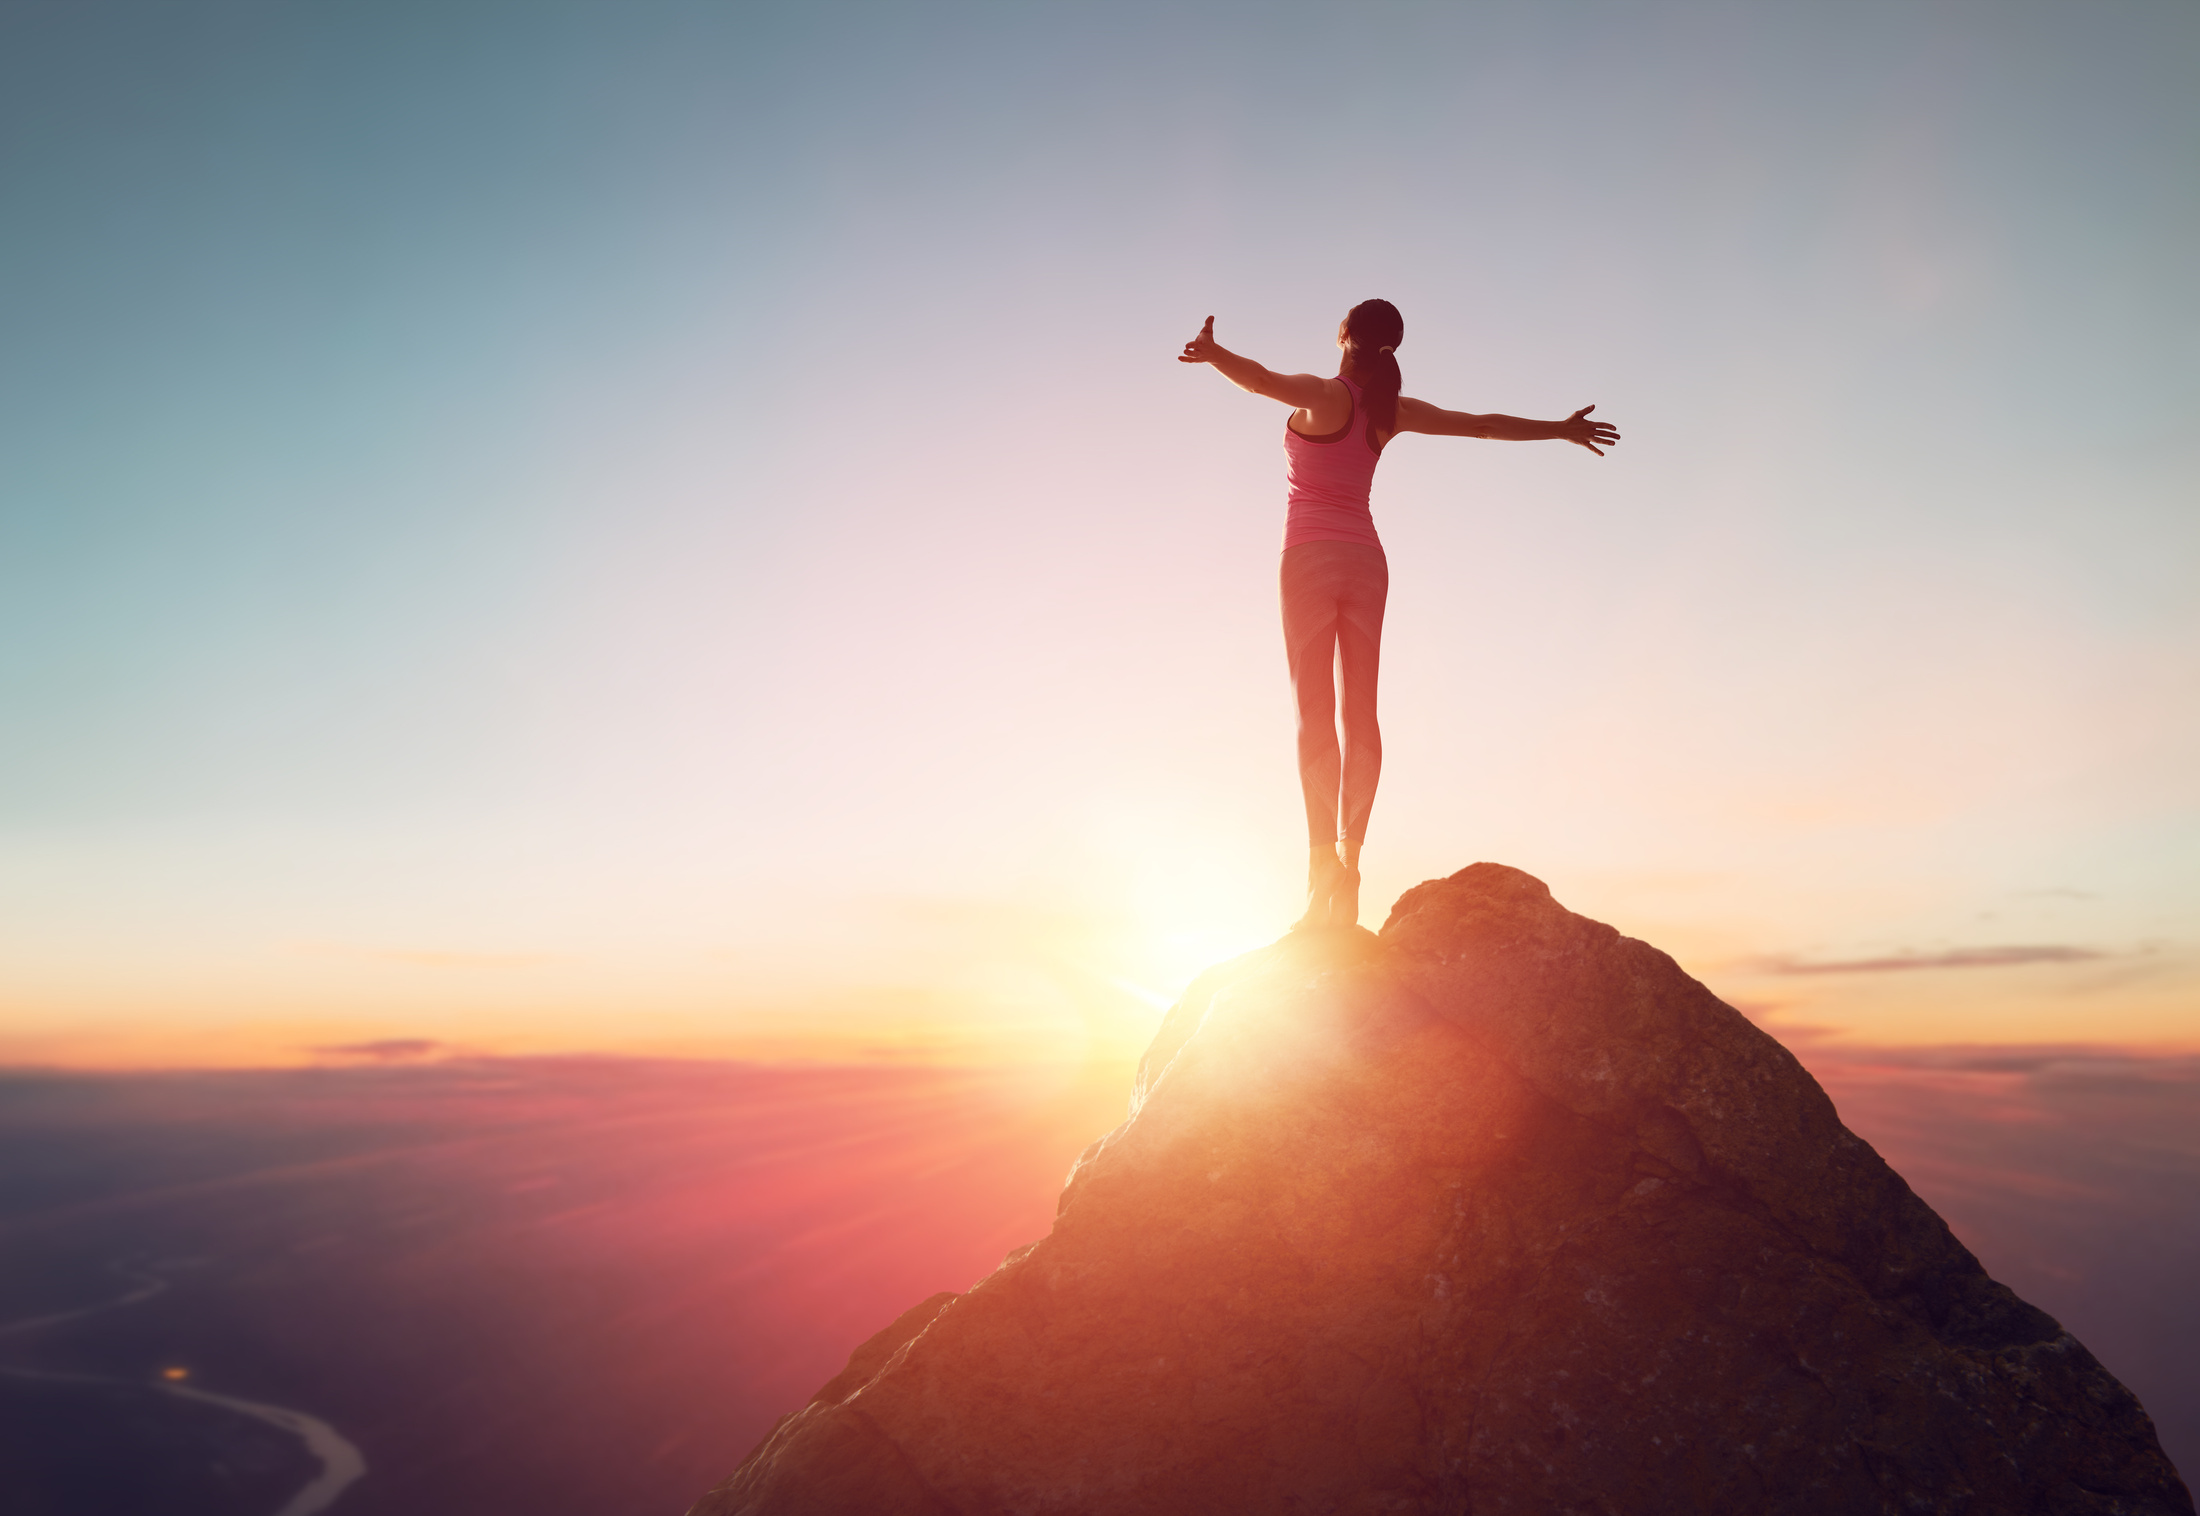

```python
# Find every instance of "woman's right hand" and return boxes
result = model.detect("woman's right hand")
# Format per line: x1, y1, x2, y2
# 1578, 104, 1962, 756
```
1178, 315, 1219, 364
1559, 405, 1621, 455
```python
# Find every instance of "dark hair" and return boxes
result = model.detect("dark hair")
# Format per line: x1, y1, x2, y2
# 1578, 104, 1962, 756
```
1343, 299, 1404, 449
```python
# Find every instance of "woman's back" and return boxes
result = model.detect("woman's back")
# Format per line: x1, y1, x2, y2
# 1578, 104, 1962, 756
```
1282, 375, 1384, 550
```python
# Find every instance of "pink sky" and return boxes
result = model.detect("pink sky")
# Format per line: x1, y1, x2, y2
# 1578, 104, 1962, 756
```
0, 4, 2192, 1067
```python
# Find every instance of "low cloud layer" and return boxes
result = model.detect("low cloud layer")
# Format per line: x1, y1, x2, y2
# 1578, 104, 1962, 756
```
310, 1038, 447, 1062
1762, 945, 2106, 975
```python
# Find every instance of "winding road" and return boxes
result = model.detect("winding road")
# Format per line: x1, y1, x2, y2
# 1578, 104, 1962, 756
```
0, 1262, 367, 1516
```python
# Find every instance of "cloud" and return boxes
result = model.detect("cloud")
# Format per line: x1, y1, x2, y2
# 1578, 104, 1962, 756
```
296, 943, 562, 970
311, 1039, 446, 1062
1793, 1042, 2200, 1078
1759, 945, 2107, 976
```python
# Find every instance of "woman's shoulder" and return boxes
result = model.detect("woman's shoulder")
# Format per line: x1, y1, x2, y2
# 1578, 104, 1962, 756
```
1285, 376, 1357, 439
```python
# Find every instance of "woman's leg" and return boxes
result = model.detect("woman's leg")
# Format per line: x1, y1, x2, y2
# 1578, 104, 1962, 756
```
1281, 542, 1388, 926
1280, 546, 1346, 927
1279, 546, 1343, 850
1333, 547, 1389, 861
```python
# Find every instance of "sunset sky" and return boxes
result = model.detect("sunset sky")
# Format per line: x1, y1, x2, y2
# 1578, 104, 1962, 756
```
1, 1, 2193, 1067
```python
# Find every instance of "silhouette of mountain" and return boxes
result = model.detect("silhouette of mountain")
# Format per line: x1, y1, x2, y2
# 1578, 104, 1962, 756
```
695, 863, 2193, 1515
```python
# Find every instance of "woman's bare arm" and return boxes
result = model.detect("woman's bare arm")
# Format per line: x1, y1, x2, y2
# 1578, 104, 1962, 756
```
1395, 396, 1620, 456
1178, 316, 1341, 417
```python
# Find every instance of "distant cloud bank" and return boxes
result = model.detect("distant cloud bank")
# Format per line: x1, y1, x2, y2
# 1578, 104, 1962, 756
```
1762, 945, 2106, 975
311, 1039, 446, 1062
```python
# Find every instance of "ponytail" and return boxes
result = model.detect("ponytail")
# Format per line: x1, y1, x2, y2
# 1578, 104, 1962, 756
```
1343, 298, 1404, 450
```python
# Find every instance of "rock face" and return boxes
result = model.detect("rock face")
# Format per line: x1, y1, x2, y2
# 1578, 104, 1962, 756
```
691, 864, 2193, 1515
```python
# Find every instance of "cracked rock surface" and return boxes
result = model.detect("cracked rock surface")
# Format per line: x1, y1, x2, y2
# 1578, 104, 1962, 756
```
690, 863, 2192, 1516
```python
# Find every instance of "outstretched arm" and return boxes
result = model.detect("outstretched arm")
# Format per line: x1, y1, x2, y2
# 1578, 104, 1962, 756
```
1177, 316, 1334, 411
1395, 397, 1620, 456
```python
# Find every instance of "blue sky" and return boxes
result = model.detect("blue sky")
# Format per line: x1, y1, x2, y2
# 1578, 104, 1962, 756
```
1, 1, 2194, 1062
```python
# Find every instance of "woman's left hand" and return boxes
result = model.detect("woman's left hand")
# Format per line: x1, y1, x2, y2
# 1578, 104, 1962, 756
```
1178, 315, 1219, 364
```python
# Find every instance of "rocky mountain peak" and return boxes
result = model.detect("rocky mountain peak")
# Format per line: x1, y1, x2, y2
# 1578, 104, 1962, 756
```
693, 863, 2192, 1515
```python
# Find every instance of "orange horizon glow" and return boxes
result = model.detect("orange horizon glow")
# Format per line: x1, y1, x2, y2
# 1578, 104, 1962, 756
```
7, 865, 2194, 1072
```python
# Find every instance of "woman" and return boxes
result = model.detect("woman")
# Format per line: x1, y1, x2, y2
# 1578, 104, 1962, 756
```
1179, 300, 1619, 930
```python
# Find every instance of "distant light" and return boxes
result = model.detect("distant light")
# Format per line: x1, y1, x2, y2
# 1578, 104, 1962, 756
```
160, 1366, 189, 1381
1103, 975, 1172, 1010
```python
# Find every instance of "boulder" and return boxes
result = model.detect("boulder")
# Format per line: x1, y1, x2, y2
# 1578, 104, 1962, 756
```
691, 863, 2192, 1515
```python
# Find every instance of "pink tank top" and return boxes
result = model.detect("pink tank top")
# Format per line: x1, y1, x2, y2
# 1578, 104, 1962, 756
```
1281, 375, 1384, 550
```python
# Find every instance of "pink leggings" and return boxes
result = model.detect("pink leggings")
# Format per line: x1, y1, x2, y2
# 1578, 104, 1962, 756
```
1280, 540, 1389, 848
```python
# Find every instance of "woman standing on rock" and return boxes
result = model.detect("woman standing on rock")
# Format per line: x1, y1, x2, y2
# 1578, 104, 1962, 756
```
1179, 301, 1619, 930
